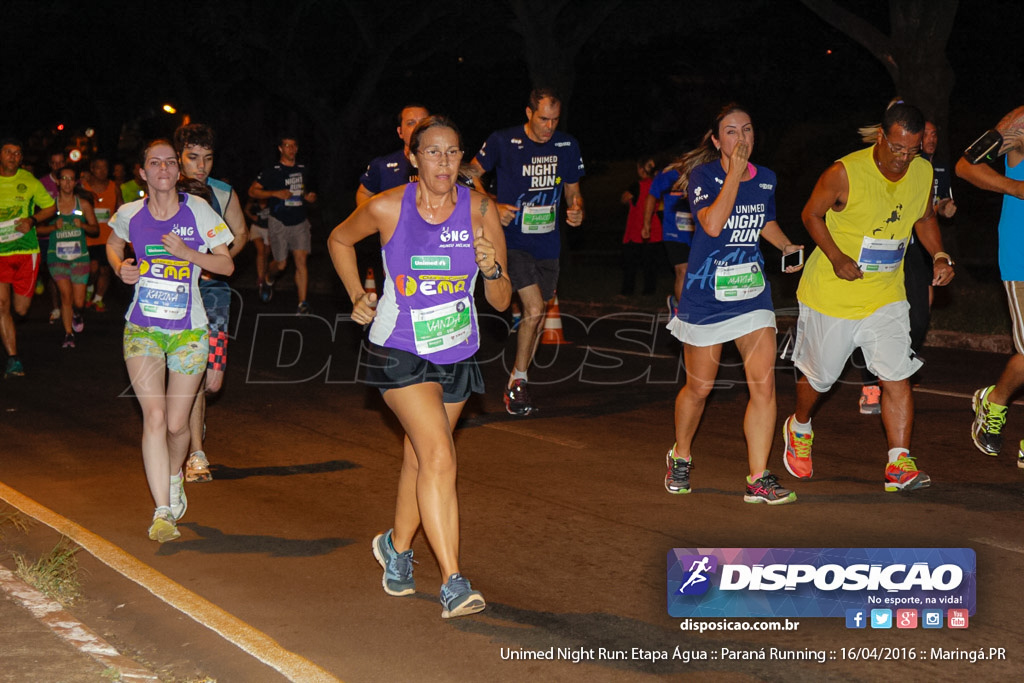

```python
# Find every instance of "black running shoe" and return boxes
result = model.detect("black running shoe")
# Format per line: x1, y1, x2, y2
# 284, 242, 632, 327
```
504, 379, 535, 416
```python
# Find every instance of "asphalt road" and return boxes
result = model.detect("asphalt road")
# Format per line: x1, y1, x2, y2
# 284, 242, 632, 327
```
1, 280, 1022, 682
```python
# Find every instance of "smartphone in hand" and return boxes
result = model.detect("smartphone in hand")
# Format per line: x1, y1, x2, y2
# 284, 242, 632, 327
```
781, 249, 804, 271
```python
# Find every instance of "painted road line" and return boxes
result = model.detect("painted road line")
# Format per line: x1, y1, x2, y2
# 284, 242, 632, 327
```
970, 537, 1024, 555
586, 345, 677, 360
0, 563, 159, 681
911, 386, 1024, 406
483, 422, 587, 449
0, 482, 341, 683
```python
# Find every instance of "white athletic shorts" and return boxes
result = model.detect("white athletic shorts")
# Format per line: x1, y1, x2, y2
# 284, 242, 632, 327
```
1004, 281, 1024, 355
668, 309, 775, 347
792, 300, 922, 392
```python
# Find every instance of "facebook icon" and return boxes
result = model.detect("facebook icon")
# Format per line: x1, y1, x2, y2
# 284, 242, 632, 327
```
845, 609, 866, 629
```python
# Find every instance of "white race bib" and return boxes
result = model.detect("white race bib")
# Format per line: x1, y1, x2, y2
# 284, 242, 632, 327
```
0, 218, 22, 243
714, 262, 765, 302
858, 236, 907, 273
521, 204, 556, 234
675, 212, 695, 232
94, 207, 111, 223
410, 297, 472, 355
55, 240, 83, 261
137, 276, 189, 320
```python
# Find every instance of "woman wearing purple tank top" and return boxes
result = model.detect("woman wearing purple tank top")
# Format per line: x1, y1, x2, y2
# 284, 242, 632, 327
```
330, 116, 510, 619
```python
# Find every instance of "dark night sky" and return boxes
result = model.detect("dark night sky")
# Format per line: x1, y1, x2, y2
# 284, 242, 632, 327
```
3, 0, 1022, 227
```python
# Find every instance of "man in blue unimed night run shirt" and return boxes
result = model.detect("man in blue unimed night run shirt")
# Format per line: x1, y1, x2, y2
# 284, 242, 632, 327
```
466, 88, 585, 416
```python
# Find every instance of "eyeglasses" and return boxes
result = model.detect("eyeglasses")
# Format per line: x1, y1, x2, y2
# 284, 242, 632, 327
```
417, 148, 463, 162
881, 131, 920, 157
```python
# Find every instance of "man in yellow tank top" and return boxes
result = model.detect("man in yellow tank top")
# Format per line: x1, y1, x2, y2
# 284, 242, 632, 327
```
780, 103, 955, 492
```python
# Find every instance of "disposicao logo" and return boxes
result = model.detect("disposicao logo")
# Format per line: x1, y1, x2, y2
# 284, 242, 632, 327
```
676, 555, 718, 596
667, 548, 976, 619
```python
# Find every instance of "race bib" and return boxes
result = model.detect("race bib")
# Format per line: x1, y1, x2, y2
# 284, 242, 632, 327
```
410, 297, 472, 355
714, 262, 765, 301
94, 207, 111, 223
521, 204, 556, 234
675, 212, 695, 232
55, 240, 83, 261
137, 276, 189, 321
0, 218, 22, 243
858, 236, 907, 273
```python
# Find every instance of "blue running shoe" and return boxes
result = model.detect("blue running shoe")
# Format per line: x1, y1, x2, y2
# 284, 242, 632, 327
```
372, 530, 415, 596
4, 357, 25, 379
440, 573, 486, 619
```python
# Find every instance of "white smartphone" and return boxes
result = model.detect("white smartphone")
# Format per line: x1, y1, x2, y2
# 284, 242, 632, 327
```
781, 249, 804, 270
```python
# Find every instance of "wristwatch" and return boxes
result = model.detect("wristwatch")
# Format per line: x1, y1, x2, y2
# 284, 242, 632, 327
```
482, 262, 503, 280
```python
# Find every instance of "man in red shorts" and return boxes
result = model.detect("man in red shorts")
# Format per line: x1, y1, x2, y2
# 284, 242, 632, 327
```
0, 138, 56, 378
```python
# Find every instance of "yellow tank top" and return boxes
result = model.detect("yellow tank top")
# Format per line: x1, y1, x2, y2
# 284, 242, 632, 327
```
798, 146, 932, 319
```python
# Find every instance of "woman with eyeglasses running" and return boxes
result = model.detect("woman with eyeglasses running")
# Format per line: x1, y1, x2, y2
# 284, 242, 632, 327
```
36, 166, 98, 348
664, 103, 803, 505
106, 139, 234, 543
329, 115, 511, 619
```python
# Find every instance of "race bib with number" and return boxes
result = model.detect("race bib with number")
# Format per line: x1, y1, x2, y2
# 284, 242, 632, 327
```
675, 212, 695, 232
55, 240, 83, 261
857, 236, 907, 273
410, 297, 472, 355
521, 204, 556, 234
94, 208, 111, 223
714, 262, 765, 301
137, 276, 189, 321
0, 218, 21, 243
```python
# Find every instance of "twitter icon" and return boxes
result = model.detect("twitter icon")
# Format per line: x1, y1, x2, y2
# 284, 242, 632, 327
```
870, 609, 892, 629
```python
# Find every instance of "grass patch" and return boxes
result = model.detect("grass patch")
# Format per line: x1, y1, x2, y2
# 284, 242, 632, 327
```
13, 538, 82, 606
0, 507, 30, 538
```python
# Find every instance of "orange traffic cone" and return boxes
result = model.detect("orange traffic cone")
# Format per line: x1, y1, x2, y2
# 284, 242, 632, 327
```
363, 267, 377, 297
540, 295, 571, 345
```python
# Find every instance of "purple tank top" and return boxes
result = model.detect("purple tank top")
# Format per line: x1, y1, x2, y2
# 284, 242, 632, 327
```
125, 197, 208, 331
369, 183, 480, 362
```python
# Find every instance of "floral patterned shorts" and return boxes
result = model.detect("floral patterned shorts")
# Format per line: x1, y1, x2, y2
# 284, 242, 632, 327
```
123, 322, 209, 376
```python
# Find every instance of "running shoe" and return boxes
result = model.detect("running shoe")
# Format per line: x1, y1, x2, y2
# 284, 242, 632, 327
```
971, 385, 1006, 456
62, 333, 76, 349
744, 471, 797, 505
72, 313, 84, 333
148, 507, 180, 543
260, 277, 276, 304
371, 529, 415, 596
782, 415, 814, 479
664, 447, 692, 494
666, 294, 678, 319
884, 454, 931, 492
297, 300, 311, 316
859, 385, 881, 415
185, 451, 213, 483
1017, 440, 1024, 469
170, 472, 187, 521
49, 308, 60, 324
4, 357, 25, 379
439, 573, 486, 619
91, 298, 106, 313
504, 379, 535, 416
